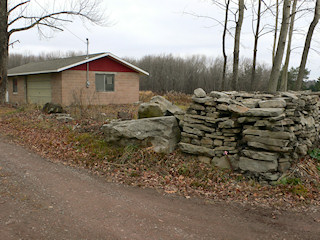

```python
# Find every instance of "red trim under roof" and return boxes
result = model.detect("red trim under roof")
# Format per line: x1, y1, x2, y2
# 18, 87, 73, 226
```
69, 56, 136, 72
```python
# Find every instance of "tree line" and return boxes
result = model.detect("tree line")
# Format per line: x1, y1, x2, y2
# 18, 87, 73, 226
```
2, 0, 320, 103
8, 51, 317, 94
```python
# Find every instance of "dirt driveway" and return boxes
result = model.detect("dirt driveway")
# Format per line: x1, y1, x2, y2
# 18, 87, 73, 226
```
0, 136, 319, 240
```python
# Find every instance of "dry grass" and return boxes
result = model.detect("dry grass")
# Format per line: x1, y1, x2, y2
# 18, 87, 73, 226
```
64, 91, 192, 122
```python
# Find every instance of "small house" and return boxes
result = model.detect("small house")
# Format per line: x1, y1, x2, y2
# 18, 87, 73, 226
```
7, 52, 149, 105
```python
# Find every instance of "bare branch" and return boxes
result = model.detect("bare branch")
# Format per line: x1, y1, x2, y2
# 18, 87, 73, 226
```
8, 1, 30, 14
8, 9, 99, 37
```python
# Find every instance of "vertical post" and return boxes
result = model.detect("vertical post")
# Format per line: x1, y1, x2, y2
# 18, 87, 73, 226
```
86, 38, 90, 88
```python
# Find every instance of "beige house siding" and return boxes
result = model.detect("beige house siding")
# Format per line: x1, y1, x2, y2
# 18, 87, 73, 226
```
8, 70, 140, 106
8, 76, 27, 104
61, 70, 140, 106
51, 73, 62, 104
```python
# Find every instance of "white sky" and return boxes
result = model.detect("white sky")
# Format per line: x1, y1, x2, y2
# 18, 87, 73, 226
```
8, 0, 320, 80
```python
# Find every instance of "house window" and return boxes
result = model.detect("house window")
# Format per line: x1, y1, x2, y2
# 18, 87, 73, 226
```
95, 74, 114, 92
13, 78, 18, 93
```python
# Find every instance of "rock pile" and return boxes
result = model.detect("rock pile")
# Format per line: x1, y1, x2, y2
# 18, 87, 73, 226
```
179, 88, 320, 181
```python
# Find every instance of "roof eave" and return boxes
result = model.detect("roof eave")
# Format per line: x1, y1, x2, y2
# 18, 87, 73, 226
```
107, 53, 149, 76
8, 52, 150, 76
8, 70, 59, 77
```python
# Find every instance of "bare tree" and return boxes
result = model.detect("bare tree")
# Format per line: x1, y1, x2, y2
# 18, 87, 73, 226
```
272, 0, 279, 64
0, 0, 8, 103
0, 0, 105, 103
221, 0, 231, 90
295, 0, 320, 91
268, 0, 291, 93
279, 0, 297, 91
250, 0, 262, 91
231, 0, 244, 90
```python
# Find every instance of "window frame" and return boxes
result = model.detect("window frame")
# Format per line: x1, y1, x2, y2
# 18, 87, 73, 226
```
95, 73, 115, 92
13, 78, 18, 94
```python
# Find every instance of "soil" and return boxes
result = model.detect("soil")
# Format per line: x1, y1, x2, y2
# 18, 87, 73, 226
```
0, 136, 319, 240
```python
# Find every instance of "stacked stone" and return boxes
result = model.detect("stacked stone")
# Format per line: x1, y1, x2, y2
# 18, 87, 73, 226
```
179, 88, 320, 182
238, 97, 296, 181
179, 89, 246, 168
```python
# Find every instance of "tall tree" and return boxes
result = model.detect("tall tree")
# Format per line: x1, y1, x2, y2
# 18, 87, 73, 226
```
0, 0, 105, 103
272, 0, 279, 64
295, 0, 320, 91
231, 0, 244, 90
268, 0, 291, 93
279, 0, 298, 91
0, 0, 8, 103
221, 0, 231, 91
250, 0, 262, 91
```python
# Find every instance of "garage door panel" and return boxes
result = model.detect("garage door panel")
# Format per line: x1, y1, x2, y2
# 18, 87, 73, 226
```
27, 76, 52, 105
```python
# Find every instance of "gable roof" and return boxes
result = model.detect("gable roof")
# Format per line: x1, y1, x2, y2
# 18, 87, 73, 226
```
8, 52, 149, 76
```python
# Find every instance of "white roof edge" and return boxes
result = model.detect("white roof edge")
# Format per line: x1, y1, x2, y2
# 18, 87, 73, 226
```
8, 52, 150, 76
59, 52, 149, 76
57, 53, 109, 72
107, 53, 150, 76
8, 70, 59, 77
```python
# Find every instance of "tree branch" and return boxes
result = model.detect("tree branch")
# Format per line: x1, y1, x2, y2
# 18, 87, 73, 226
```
8, 10, 95, 37
8, 0, 30, 14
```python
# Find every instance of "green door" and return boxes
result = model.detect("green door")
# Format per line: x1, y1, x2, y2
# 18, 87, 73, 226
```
27, 75, 52, 105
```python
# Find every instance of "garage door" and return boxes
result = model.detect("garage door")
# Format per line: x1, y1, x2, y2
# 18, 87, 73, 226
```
27, 75, 52, 105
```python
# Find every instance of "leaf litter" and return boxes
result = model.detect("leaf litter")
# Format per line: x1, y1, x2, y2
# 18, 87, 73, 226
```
0, 105, 319, 212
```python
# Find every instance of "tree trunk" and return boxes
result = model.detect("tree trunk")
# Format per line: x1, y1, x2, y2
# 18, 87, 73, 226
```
231, 0, 244, 91
272, 0, 279, 64
250, 0, 262, 91
0, 0, 8, 104
221, 0, 230, 91
295, 0, 320, 91
268, 0, 291, 93
279, 0, 297, 92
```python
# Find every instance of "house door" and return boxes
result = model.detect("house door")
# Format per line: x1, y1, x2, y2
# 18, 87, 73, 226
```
27, 75, 52, 105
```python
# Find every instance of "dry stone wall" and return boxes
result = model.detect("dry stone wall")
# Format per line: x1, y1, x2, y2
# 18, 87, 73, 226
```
179, 89, 320, 182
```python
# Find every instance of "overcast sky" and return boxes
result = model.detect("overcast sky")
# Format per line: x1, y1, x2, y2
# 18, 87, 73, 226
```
9, 0, 320, 80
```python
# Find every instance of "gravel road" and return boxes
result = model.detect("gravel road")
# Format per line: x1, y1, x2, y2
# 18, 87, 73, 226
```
0, 136, 319, 240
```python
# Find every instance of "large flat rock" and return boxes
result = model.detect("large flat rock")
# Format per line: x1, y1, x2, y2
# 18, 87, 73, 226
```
179, 143, 215, 157
242, 108, 284, 117
101, 116, 181, 153
239, 157, 278, 173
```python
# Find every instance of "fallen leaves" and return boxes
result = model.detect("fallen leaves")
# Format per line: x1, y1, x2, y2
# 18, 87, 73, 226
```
0, 105, 319, 211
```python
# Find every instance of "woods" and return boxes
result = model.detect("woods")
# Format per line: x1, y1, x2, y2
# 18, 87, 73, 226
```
2, 0, 320, 96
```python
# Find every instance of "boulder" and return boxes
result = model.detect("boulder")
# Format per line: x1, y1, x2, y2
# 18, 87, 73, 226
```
42, 102, 63, 114
150, 96, 185, 116
138, 103, 163, 118
101, 116, 181, 153
194, 88, 207, 98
